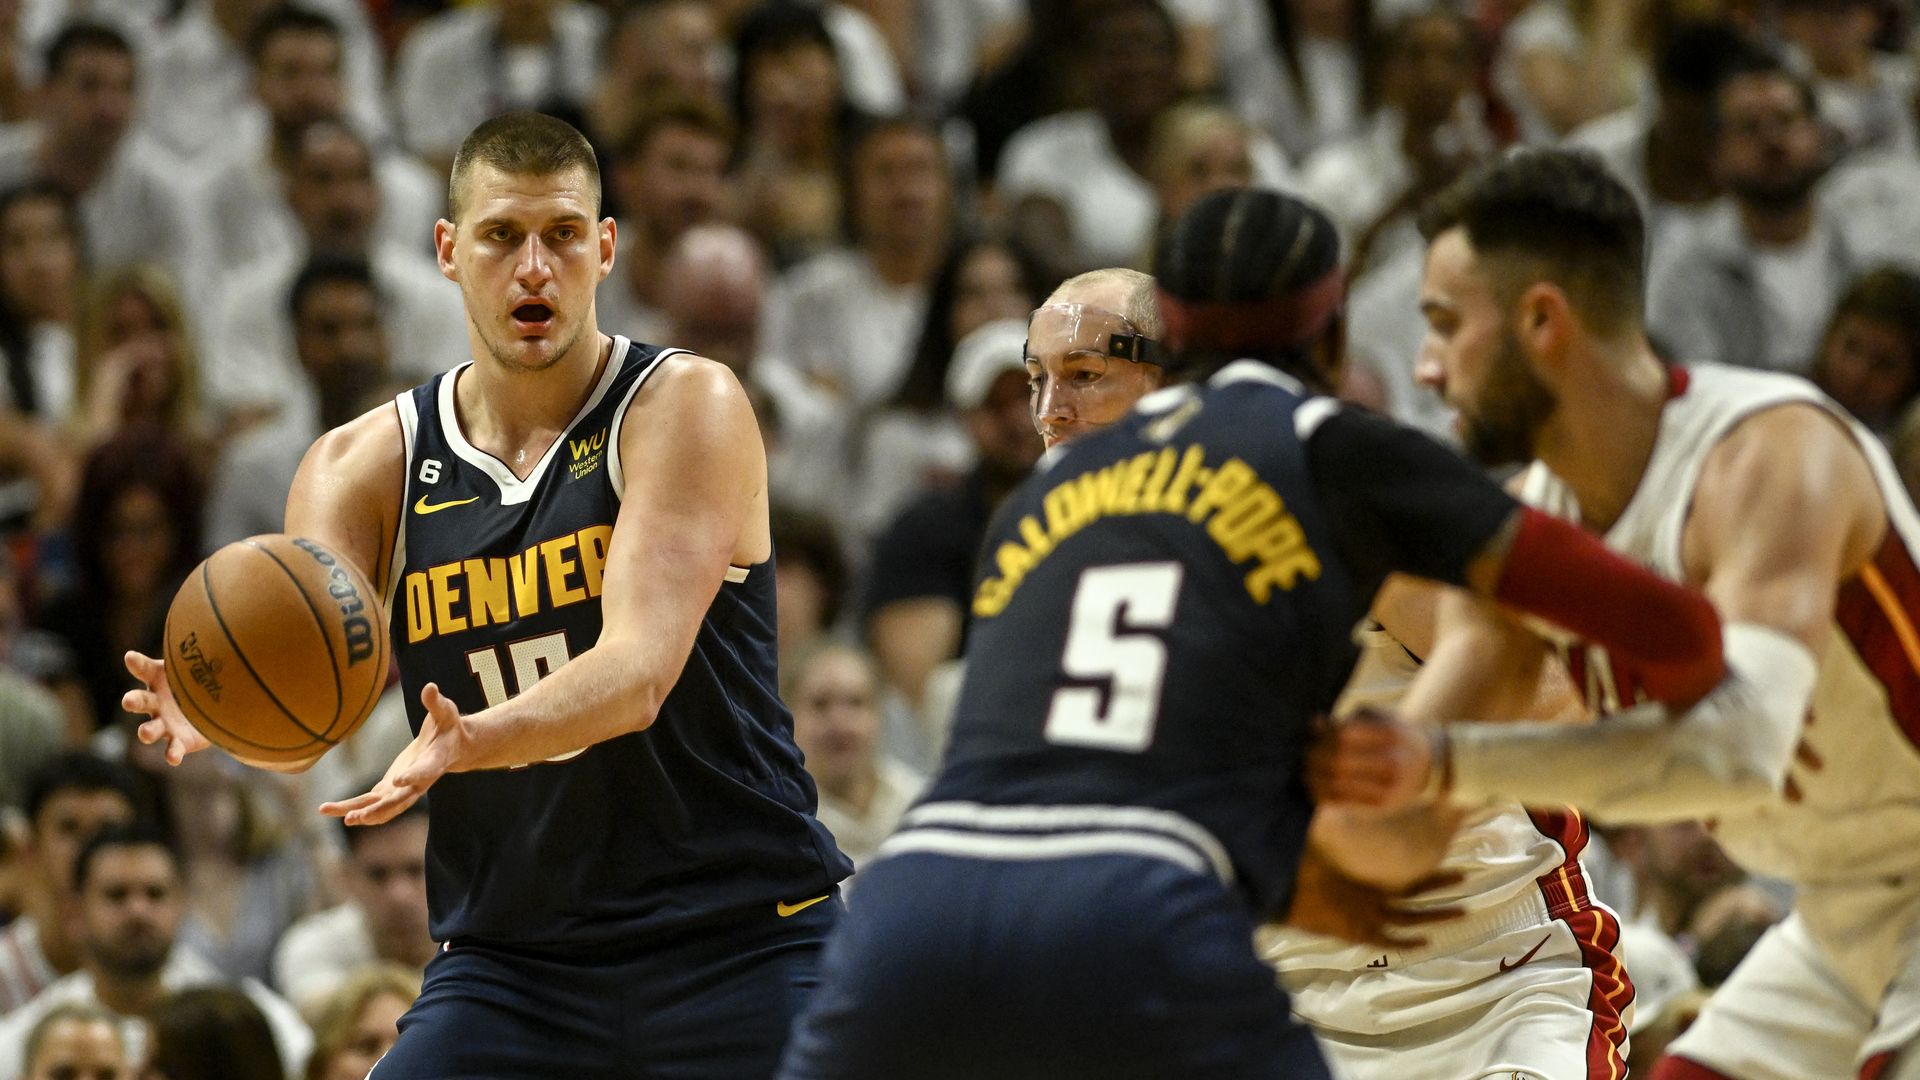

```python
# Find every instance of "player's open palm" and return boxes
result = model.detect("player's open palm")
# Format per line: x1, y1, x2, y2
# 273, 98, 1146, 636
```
1308, 709, 1437, 811
323, 682, 471, 826
123, 650, 212, 766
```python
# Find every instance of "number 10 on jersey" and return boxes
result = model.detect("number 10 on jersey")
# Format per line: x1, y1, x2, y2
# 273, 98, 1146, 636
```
1043, 562, 1183, 752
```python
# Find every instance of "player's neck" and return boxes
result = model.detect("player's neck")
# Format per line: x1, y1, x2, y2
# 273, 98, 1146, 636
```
1536, 343, 1670, 534
459, 332, 613, 476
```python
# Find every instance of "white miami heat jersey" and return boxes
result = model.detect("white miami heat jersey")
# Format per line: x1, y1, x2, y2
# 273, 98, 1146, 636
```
1521, 362, 1920, 893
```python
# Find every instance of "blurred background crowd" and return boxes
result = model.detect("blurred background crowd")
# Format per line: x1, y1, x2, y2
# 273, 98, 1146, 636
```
0, 0, 1914, 1074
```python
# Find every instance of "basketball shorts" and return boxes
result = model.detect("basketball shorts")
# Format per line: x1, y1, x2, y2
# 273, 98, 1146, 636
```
368, 895, 837, 1080
777, 825, 1330, 1080
1275, 896, 1633, 1080
1653, 910, 1920, 1080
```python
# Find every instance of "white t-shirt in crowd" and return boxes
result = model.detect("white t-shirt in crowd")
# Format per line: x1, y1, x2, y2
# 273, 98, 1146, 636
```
394, 3, 606, 162
1750, 226, 1838, 374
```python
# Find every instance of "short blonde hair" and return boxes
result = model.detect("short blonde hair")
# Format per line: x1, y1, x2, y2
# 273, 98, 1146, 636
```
1044, 268, 1164, 340
303, 965, 423, 1080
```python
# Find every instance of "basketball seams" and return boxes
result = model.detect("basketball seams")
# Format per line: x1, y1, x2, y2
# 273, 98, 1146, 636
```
201, 556, 337, 746
165, 610, 314, 755
245, 540, 349, 740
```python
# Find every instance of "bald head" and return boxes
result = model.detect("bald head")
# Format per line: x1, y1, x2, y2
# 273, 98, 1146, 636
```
1044, 268, 1163, 339
660, 223, 768, 372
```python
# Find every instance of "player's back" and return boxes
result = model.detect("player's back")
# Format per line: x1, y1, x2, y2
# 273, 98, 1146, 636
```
388, 338, 849, 955
919, 361, 1370, 916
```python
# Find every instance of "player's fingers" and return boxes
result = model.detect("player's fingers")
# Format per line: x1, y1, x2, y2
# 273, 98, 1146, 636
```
135, 717, 166, 745
319, 791, 384, 818
124, 650, 162, 683
123, 689, 159, 717
348, 786, 420, 827
421, 682, 458, 721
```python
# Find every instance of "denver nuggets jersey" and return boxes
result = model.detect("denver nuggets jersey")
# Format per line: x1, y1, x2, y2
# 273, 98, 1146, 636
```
387, 337, 850, 953
920, 361, 1513, 916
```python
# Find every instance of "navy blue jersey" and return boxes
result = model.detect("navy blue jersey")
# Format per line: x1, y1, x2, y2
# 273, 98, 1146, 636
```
387, 337, 850, 953
925, 362, 1513, 918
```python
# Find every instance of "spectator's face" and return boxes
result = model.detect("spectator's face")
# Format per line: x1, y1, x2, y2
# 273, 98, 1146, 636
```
0, 196, 78, 323
617, 124, 728, 244
1715, 73, 1827, 210
773, 559, 829, 658
101, 289, 182, 421
1417, 228, 1557, 466
103, 486, 178, 599
319, 991, 409, 1080
78, 846, 181, 980
254, 30, 344, 136
23, 1017, 126, 1080
288, 128, 379, 256
1087, 8, 1180, 133
790, 651, 880, 792
630, 2, 721, 99
949, 246, 1031, 346
1158, 128, 1255, 224
1780, 0, 1877, 75
346, 816, 430, 963
441, 164, 613, 373
1639, 821, 1743, 901
294, 280, 389, 383
746, 42, 838, 142
30, 788, 135, 903
1025, 292, 1165, 449
853, 129, 951, 252
661, 266, 762, 374
1384, 16, 1475, 128
44, 47, 135, 151
972, 369, 1046, 474
1818, 313, 1916, 426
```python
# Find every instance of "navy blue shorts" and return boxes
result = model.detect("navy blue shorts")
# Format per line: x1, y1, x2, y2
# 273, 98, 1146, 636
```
370, 895, 837, 1079
777, 849, 1329, 1080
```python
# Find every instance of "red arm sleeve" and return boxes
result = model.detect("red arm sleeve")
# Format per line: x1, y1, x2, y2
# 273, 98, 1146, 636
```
1493, 508, 1727, 708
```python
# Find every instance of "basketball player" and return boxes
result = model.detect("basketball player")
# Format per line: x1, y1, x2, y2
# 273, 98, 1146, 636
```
121, 112, 851, 1078
774, 189, 1735, 1080
1028, 265, 1633, 1078
1316, 148, 1920, 1080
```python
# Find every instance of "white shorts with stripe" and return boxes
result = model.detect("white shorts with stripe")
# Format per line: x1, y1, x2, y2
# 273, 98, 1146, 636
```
1272, 891, 1633, 1080
1660, 909, 1920, 1080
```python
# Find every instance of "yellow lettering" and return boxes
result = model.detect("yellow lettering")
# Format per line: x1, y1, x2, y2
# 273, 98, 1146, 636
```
994, 540, 1037, 586
973, 579, 1010, 618
404, 572, 432, 643
1209, 487, 1284, 559
1244, 546, 1323, 600
508, 549, 541, 618
542, 534, 586, 608
577, 525, 613, 597
1016, 515, 1054, 561
428, 563, 467, 635
1113, 452, 1156, 514
1158, 446, 1208, 514
464, 558, 511, 628
1043, 484, 1082, 541
1187, 459, 1257, 522
1137, 447, 1178, 511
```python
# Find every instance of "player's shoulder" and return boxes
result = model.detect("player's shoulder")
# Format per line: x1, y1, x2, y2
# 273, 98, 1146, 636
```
302, 399, 407, 484
629, 350, 744, 408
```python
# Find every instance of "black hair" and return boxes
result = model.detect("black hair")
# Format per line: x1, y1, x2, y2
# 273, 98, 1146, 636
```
288, 253, 378, 323
730, 3, 844, 160
1418, 148, 1647, 334
891, 235, 1046, 411
1654, 19, 1756, 97
23, 751, 141, 827
245, 6, 342, 65
72, 821, 176, 894
1153, 187, 1344, 385
770, 505, 848, 633
1710, 45, 1821, 127
44, 21, 133, 81
146, 987, 284, 1080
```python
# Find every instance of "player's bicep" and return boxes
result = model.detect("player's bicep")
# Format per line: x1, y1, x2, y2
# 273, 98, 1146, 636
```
284, 404, 405, 599
598, 358, 764, 650
1688, 406, 1886, 655
1401, 586, 1552, 724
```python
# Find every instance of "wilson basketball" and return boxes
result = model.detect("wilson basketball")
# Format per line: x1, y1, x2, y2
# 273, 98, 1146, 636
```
164, 535, 390, 765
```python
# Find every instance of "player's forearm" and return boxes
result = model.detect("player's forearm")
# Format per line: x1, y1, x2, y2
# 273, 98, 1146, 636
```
1308, 803, 1459, 889
1443, 623, 1814, 824
457, 638, 673, 771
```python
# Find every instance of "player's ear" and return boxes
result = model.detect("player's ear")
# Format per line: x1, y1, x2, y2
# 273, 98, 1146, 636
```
1515, 283, 1570, 366
434, 219, 458, 283
599, 217, 617, 282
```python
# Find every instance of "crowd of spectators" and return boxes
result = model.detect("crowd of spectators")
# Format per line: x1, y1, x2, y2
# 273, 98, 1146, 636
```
0, 0, 1916, 1073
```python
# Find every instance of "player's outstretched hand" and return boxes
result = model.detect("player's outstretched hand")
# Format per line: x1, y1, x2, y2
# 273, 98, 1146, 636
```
123, 650, 212, 766
322, 682, 472, 827
1307, 708, 1439, 811
1283, 847, 1465, 948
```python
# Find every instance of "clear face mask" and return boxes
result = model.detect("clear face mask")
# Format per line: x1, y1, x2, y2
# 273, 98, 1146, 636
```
1024, 303, 1161, 430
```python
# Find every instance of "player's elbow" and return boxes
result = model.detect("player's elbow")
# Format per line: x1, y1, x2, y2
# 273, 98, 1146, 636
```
596, 638, 668, 733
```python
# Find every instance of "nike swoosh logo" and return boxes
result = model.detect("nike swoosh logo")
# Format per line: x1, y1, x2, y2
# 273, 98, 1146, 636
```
414, 495, 480, 515
1498, 934, 1553, 972
776, 894, 831, 918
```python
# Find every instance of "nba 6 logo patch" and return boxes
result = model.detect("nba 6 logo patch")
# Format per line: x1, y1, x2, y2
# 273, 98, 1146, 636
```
568, 428, 607, 481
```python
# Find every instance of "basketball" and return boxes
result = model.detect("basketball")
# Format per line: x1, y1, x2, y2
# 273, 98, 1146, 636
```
163, 535, 390, 765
